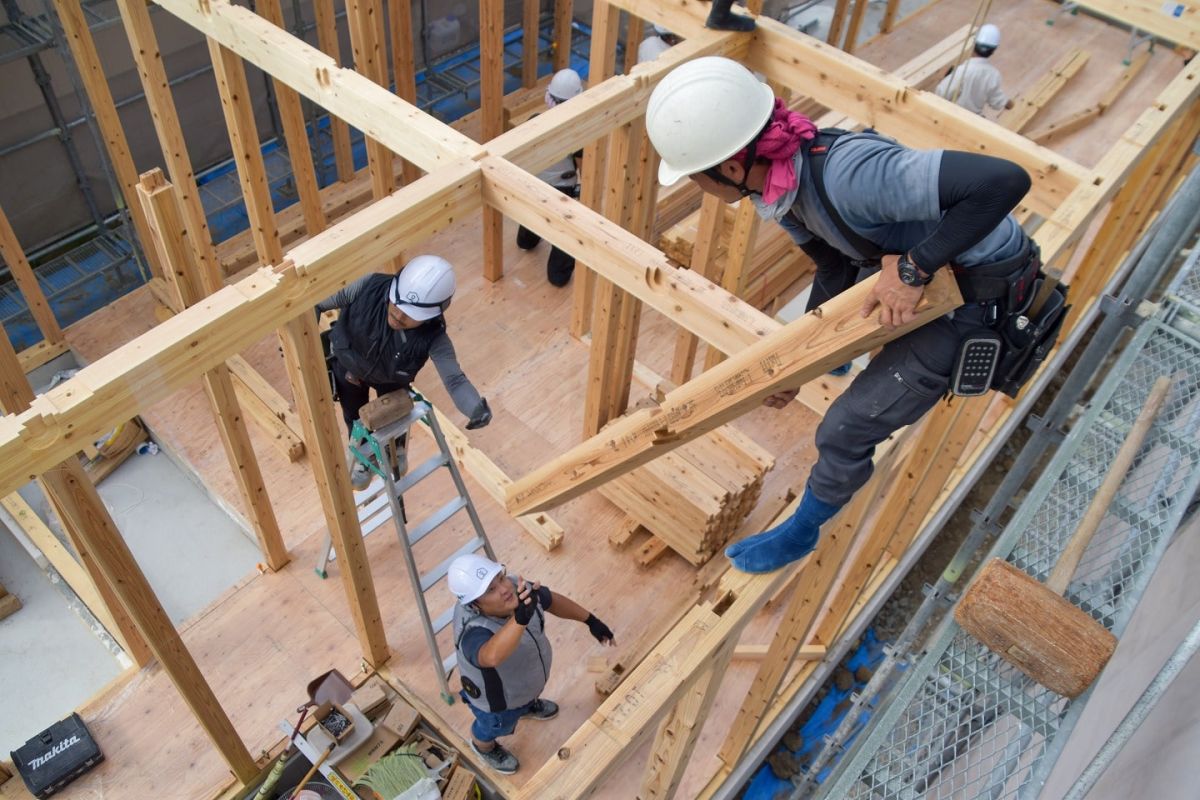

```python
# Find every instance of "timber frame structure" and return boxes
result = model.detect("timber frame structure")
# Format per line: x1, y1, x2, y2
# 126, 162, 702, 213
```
1, 0, 1198, 797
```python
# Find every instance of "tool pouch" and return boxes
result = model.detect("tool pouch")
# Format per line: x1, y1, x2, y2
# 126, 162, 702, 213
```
992, 277, 1069, 398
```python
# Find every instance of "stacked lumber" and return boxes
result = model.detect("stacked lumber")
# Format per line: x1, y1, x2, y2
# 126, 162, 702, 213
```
599, 426, 774, 565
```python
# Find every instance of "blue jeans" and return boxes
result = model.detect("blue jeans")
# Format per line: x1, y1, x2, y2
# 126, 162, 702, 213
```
461, 692, 535, 743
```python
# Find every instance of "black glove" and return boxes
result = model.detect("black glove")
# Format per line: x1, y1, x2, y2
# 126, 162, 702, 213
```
466, 398, 492, 430
585, 614, 614, 644
513, 583, 537, 626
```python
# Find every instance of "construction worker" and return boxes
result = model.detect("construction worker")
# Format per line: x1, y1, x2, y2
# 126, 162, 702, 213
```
516, 68, 585, 287
447, 554, 615, 774
637, 24, 680, 63
317, 255, 491, 489
705, 0, 756, 31
934, 24, 1015, 116
647, 57, 1056, 574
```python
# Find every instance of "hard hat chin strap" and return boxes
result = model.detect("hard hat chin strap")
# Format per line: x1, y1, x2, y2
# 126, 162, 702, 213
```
700, 135, 761, 198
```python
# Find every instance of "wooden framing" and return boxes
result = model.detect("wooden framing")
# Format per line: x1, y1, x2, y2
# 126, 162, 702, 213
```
4, 0, 1199, 796
0, 201, 63, 348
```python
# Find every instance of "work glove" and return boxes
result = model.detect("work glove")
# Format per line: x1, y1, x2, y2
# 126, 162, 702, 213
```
585, 614, 615, 645
466, 398, 492, 430
513, 581, 538, 626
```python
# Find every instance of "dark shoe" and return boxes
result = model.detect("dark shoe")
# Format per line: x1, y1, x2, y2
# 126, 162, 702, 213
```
829, 362, 852, 377
524, 698, 559, 721
706, 0, 755, 31
347, 444, 372, 491
547, 248, 575, 287
727, 486, 840, 573
516, 225, 541, 250
471, 740, 519, 774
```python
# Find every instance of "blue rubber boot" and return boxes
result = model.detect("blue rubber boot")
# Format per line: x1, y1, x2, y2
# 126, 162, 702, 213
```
726, 487, 841, 573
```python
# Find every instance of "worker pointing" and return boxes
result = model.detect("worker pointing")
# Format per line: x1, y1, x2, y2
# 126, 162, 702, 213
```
448, 554, 615, 775
317, 255, 491, 489
935, 24, 1015, 115
647, 57, 1064, 574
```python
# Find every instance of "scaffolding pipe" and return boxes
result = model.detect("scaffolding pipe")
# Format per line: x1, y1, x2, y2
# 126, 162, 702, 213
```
1061, 616, 1200, 800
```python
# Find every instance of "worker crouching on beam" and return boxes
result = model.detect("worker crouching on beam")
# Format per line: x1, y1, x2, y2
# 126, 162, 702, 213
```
317, 255, 492, 489
647, 57, 1066, 574
448, 554, 615, 775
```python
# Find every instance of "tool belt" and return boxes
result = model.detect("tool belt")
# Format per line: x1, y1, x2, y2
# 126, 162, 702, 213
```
949, 240, 1070, 398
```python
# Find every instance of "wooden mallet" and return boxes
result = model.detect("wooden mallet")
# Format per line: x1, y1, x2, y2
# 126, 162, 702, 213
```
956, 375, 1173, 697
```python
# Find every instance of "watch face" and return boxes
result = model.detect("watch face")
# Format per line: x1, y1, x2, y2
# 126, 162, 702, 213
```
898, 260, 920, 286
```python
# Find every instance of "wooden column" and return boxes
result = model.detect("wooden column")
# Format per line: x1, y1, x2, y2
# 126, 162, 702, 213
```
880, 0, 901, 33
552, 0, 574, 70
115, 0, 222, 293
842, 0, 870, 54
346, 0, 396, 202
388, 0, 422, 184
51, 0, 165, 280
569, 0, 620, 337
256, 0, 327, 234
523, 0, 541, 87
481, 0, 506, 281
703, 199, 760, 369
137, 170, 288, 571
0, 335, 151, 667
623, 15, 644, 73
640, 638, 737, 798
312, 0, 355, 183
280, 312, 390, 666
671, 194, 725, 385
826, 0, 850, 46
0, 202, 63, 347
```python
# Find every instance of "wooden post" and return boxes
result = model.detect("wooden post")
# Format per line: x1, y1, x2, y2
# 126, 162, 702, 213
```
312, 0, 355, 183
703, 199, 760, 369
256, 0, 327, 234
346, 0, 397, 204
568, 0, 620, 337
138, 170, 289, 572
388, 0, 422, 184
624, 15, 644, 73
523, 0, 541, 87
0, 202, 63, 347
51, 0, 166, 280
0, 333, 152, 667
552, 0, 574, 70
842, 0, 870, 54
280, 312, 390, 666
481, 0, 506, 281
671, 194, 725, 385
879, 0, 901, 33
826, 0, 850, 46
115, 0, 223, 294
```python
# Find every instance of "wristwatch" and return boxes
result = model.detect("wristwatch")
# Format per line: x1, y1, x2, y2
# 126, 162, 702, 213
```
896, 253, 934, 287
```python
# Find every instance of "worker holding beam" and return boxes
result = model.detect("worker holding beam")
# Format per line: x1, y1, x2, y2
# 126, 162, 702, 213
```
447, 554, 615, 775
647, 57, 1065, 574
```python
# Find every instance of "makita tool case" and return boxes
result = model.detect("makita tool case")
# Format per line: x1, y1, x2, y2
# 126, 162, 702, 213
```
11, 713, 104, 797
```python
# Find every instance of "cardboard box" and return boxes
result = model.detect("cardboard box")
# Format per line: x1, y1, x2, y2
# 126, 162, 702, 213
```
351, 676, 389, 717
442, 765, 477, 800
380, 698, 420, 740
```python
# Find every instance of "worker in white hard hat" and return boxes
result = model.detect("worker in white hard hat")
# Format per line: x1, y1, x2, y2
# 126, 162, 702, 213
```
516, 68, 586, 286
935, 24, 1015, 115
317, 255, 491, 489
447, 553, 615, 775
636, 23, 680, 63
647, 57, 1063, 575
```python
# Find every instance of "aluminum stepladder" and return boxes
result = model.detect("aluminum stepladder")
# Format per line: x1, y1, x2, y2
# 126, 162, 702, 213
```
315, 391, 496, 703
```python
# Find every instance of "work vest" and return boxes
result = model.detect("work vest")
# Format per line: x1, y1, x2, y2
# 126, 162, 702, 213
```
453, 594, 553, 713
328, 273, 446, 386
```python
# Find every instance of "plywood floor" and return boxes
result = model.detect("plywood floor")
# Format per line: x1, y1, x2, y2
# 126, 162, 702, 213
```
1, 1, 1188, 797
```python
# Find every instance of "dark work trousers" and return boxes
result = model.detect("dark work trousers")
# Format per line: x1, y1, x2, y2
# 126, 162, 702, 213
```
809, 302, 991, 506
516, 184, 578, 286
332, 364, 407, 435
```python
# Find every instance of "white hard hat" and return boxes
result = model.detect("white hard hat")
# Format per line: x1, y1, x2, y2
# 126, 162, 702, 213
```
389, 254, 455, 321
447, 554, 504, 604
547, 68, 583, 104
976, 23, 1000, 49
646, 57, 775, 187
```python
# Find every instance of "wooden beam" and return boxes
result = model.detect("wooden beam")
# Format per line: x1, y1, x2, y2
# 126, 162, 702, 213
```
997, 50, 1090, 133
50, 0, 166, 280
733, 643, 826, 661
227, 357, 306, 461
1068, 0, 1200, 50
505, 269, 962, 515
1026, 49, 1151, 144
0, 201, 63, 345
312, 0, 355, 182
16, 339, 70, 374
481, 0, 506, 282
257, 0, 328, 233
281, 312, 390, 665
552, 0, 574, 71
523, 0, 541, 87
152, 0, 483, 171
138, 170, 289, 571
116, 0, 223, 293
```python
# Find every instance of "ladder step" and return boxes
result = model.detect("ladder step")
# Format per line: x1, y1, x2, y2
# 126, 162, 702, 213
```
394, 452, 450, 494
442, 651, 458, 676
431, 604, 455, 635
371, 402, 430, 442
408, 496, 468, 546
420, 537, 486, 592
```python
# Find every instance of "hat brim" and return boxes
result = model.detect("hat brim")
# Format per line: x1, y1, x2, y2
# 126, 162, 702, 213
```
460, 562, 505, 605
396, 302, 442, 321
658, 161, 690, 187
